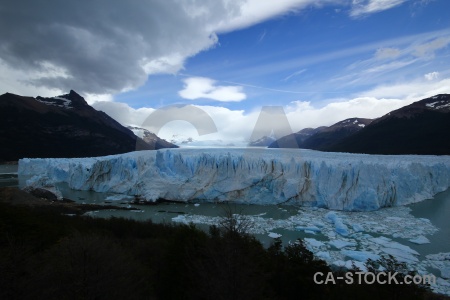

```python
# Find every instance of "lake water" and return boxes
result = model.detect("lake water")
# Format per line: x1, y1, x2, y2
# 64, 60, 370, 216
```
2, 163, 449, 252
2, 164, 450, 294
409, 188, 450, 255
0, 164, 18, 188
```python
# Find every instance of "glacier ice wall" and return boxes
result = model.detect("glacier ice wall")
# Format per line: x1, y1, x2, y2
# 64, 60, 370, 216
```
18, 148, 450, 211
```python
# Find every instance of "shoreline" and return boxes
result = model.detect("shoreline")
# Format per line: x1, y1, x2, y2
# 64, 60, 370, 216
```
0, 187, 140, 215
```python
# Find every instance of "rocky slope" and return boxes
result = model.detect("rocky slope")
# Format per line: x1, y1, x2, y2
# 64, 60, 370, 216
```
0, 90, 176, 161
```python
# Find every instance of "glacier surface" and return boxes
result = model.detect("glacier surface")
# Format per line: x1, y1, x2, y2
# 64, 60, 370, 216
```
18, 148, 450, 211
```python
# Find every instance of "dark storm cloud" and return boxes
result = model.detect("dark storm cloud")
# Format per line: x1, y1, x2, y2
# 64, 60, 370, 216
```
0, 0, 237, 94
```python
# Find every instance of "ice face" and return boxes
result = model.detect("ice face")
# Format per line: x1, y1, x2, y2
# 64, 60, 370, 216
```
18, 148, 450, 211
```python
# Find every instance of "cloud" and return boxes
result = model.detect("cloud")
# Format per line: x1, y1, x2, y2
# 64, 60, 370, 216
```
178, 77, 246, 102
214, 0, 316, 32
94, 96, 412, 143
357, 76, 450, 99
92, 101, 155, 126
424, 71, 439, 81
0, 0, 322, 97
285, 97, 411, 130
413, 37, 450, 57
375, 47, 401, 59
282, 69, 307, 81
330, 31, 450, 89
258, 30, 267, 43
350, 0, 407, 18
0, 0, 435, 100
93, 74, 450, 143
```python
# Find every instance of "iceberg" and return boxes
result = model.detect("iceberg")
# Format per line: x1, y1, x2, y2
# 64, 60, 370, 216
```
409, 236, 430, 245
304, 238, 326, 249
18, 148, 450, 211
268, 232, 282, 238
341, 250, 380, 262
329, 239, 357, 249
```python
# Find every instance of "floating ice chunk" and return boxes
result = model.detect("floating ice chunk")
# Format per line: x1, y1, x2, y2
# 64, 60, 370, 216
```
371, 237, 419, 255
83, 211, 98, 216
268, 232, 282, 238
345, 260, 368, 272
333, 260, 346, 267
194, 203, 200, 207
409, 236, 430, 245
304, 238, 325, 248
386, 242, 419, 255
325, 211, 339, 223
316, 251, 331, 260
341, 250, 380, 262
441, 267, 450, 279
335, 220, 349, 236
305, 230, 316, 235
370, 236, 392, 245
426, 252, 450, 261
329, 239, 357, 249
332, 260, 367, 272
352, 224, 364, 232
105, 194, 134, 201
295, 226, 321, 232
312, 221, 325, 228
386, 216, 402, 221
172, 215, 187, 223
436, 277, 450, 287
418, 218, 432, 223
324, 212, 349, 236
381, 248, 419, 263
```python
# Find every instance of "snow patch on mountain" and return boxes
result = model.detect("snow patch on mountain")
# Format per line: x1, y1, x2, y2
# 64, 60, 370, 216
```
35, 95, 73, 109
426, 100, 450, 110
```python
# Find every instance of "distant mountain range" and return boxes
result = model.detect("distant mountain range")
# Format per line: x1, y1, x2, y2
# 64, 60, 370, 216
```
268, 118, 373, 150
248, 135, 277, 147
268, 94, 450, 155
0, 90, 177, 161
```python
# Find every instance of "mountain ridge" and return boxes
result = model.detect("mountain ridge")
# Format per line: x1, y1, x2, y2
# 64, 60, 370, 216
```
0, 90, 177, 161
268, 94, 450, 155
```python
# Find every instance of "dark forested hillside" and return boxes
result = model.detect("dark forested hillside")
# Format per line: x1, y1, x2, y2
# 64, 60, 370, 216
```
0, 90, 177, 161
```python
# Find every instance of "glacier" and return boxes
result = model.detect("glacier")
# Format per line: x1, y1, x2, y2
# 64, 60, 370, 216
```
18, 148, 450, 211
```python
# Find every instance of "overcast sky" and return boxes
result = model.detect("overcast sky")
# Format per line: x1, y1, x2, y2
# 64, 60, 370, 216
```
1, 0, 450, 143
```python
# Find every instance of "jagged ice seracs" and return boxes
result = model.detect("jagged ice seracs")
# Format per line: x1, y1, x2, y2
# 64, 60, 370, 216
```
18, 148, 450, 211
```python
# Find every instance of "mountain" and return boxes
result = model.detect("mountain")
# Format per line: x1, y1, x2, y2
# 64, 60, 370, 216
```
127, 126, 177, 149
248, 135, 276, 147
268, 118, 372, 150
0, 90, 176, 161
327, 94, 450, 155
268, 94, 450, 155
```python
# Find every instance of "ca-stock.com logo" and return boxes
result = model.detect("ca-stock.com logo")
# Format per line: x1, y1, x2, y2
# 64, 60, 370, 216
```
137, 104, 300, 151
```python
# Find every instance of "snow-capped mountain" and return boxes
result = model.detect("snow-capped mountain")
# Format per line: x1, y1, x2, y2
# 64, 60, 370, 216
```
0, 90, 175, 161
269, 118, 373, 150
328, 94, 450, 155
269, 94, 450, 155
248, 135, 277, 147
127, 126, 177, 150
